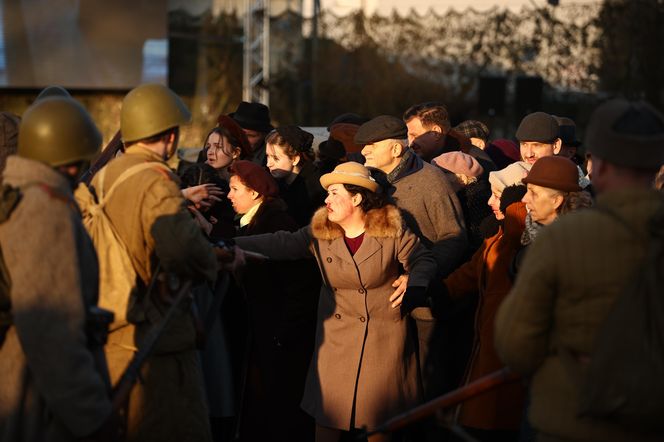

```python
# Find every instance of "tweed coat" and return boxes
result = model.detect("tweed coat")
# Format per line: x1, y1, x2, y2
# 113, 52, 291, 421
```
235, 204, 436, 430
495, 189, 664, 441
0, 156, 111, 441
443, 202, 528, 430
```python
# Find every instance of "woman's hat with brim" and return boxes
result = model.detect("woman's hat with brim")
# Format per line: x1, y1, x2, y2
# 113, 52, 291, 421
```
229, 101, 274, 133
522, 156, 582, 192
320, 161, 378, 192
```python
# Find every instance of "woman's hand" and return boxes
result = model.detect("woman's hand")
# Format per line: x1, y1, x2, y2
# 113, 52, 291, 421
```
182, 184, 224, 208
389, 274, 409, 308
188, 206, 214, 236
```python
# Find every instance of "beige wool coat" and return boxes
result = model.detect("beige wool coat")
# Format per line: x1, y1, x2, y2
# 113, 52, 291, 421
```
0, 156, 111, 442
235, 204, 437, 430
495, 189, 664, 442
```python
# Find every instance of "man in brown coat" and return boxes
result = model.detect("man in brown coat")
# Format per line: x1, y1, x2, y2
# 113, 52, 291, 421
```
0, 98, 115, 441
87, 84, 218, 442
495, 99, 664, 441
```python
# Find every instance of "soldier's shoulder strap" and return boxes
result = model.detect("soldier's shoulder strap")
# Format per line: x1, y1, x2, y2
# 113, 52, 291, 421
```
97, 161, 173, 205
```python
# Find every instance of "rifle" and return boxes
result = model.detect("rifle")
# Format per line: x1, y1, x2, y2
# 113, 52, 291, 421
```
111, 277, 192, 412
80, 130, 123, 186
363, 368, 521, 438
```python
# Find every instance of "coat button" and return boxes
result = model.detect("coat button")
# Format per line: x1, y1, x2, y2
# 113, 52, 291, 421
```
335, 313, 341, 319
358, 288, 365, 294
359, 316, 366, 322
326, 257, 332, 263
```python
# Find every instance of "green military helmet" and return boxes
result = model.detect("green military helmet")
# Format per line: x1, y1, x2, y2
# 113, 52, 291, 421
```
18, 97, 101, 167
36, 85, 71, 102
120, 83, 191, 144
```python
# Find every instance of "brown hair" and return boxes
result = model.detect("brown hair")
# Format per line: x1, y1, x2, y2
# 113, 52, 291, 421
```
558, 190, 593, 215
402, 102, 451, 132
204, 126, 249, 160
265, 130, 314, 163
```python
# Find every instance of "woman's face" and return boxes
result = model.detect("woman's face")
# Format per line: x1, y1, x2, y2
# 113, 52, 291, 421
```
522, 183, 562, 225
228, 175, 260, 214
325, 183, 358, 224
266, 143, 298, 179
206, 132, 238, 170
487, 188, 505, 220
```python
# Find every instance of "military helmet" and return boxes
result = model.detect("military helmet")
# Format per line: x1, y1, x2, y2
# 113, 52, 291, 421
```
120, 83, 191, 144
36, 85, 71, 102
18, 97, 101, 167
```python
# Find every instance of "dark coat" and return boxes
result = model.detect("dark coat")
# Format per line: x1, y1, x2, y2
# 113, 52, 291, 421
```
235, 198, 320, 442
443, 202, 528, 430
278, 161, 326, 228
235, 205, 437, 430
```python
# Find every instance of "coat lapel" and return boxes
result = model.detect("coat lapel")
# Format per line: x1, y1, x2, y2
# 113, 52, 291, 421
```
352, 236, 382, 266
326, 237, 356, 266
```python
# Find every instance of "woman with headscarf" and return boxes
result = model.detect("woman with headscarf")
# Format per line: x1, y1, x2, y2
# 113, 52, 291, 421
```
265, 125, 326, 227
230, 162, 436, 442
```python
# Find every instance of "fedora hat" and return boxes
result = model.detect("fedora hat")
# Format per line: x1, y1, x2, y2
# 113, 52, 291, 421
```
320, 161, 378, 192
229, 101, 274, 133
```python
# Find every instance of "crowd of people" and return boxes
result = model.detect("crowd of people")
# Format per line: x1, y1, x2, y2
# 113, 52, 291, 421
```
0, 83, 663, 442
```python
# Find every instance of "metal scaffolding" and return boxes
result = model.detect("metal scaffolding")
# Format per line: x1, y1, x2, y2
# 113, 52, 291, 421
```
242, 0, 270, 105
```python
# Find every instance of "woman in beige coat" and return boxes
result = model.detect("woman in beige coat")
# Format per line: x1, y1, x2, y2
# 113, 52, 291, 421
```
233, 162, 436, 442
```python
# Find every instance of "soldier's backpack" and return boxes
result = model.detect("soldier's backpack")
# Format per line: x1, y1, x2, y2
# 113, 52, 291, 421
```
76, 162, 171, 330
577, 200, 664, 430
0, 185, 21, 346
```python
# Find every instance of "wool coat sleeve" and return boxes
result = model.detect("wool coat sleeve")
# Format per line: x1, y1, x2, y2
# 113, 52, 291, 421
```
443, 239, 485, 298
5, 189, 111, 436
234, 225, 315, 260
398, 228, 437, 289
425, 171, 468, 278
494, 226, 557, 375
146, 175, 217, 282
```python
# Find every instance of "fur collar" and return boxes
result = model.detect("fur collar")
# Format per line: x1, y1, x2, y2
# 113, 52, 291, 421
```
311, 204, 403, 240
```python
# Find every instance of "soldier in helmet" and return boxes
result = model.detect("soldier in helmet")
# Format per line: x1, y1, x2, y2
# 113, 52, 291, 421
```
0, 97, 117, 441
86, 84, 218, 442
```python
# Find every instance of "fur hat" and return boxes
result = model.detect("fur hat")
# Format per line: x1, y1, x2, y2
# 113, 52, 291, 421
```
230, 160, 278, 197
585, 99, 664, 170
432, 151, 484, 177
320, 161, 378, 192
489, 161, 532, 193
229, 101, 274, 133
355, 116, 407, 145
522, 156, 582, 192
516, 112, 560, 143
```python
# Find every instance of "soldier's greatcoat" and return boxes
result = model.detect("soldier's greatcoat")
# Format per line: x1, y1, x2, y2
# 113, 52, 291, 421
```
85, 146, 217, 442
0, 156, 111, 442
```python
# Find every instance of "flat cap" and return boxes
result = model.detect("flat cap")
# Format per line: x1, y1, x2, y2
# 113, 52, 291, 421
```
454, 120, 489, 141
354, 115, 407, 145
516, 112, 560, 143
585, 99, 664, 170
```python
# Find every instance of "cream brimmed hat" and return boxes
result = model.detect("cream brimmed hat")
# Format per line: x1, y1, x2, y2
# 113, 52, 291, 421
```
319, 161, 378, 192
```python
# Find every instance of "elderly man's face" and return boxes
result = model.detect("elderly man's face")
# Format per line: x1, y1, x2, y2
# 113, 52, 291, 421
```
361, 139, 402, 174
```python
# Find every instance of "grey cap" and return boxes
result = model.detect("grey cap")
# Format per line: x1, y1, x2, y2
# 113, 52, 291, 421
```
515, 112, 559, 143
354, 115, 407, 145
585, 99, 664, 169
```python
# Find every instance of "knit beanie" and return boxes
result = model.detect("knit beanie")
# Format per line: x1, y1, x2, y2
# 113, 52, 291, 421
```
488, 161, 532, 193
432, 151, 484, 177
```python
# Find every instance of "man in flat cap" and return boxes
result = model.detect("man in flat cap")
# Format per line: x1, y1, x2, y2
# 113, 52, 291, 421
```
496, 100, 664, 441
357, 115, 467, 398
515, 111, 562, 165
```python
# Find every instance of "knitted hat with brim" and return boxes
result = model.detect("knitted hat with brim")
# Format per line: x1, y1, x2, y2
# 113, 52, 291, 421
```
319, 161, 378, 192
229, 160, 278, 197
522, 156, 582, 192
488, 161, 532, 193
